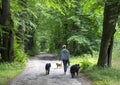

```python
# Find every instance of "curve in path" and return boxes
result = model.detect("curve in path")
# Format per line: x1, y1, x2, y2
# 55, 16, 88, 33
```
9, 54, 92, 85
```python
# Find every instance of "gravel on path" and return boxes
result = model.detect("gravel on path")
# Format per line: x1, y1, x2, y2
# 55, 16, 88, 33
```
9, 54, 92, 85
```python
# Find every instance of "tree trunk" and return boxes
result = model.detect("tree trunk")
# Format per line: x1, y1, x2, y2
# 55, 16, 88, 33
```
107, 36, 113, 67
0, 8, 2, 59
97, 1, 119, 67
1, 0, 14, 62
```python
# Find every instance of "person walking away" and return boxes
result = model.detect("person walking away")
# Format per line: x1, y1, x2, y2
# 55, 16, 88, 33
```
59, 45, 70, 74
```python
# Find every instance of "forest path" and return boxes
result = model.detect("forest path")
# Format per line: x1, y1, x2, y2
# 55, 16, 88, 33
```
9, 53, 92, 85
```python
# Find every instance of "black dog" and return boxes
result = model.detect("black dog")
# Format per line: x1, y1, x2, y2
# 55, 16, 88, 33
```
45, 63, 51, 75
70, 64, 80, 78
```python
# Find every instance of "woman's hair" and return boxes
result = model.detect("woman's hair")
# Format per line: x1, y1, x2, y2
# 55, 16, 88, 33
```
62, 45, 66, 48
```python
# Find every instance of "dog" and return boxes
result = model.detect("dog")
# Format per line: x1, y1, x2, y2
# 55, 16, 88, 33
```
56, 62, 62, 68
45, 63, 51, 75
70, 64, 80, 78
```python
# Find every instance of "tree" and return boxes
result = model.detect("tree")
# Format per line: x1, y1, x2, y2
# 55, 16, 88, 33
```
0, 0, 14, 62
35, 0, 102, 55
97, 0, 119, 67
15, 0, 27, 51
13, 0, 37, 55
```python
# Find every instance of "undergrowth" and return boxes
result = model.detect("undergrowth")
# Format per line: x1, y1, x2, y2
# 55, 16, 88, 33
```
0, 62, 25, 85
70, 52, 120, 85
0, 43, 28, 85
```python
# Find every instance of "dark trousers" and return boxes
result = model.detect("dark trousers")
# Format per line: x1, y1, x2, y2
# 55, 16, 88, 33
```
63, 60, 70, 72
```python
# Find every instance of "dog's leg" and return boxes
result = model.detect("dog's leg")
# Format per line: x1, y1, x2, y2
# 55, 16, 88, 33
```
47, 70, 49, 75
73, 72, 75, 78
71, 73, 73, 78
71, 73, 75, 78
48, 69, 50, 74
76, 71, 79, 76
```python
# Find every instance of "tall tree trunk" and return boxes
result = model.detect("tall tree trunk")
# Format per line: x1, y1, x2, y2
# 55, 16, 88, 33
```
1, 0, 14, 62
0, 8, 2, 61
97, 1, 119, 67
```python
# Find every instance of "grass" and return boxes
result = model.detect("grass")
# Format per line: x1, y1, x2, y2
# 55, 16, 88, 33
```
0, 62, 25, 85
70, 53, 120, 85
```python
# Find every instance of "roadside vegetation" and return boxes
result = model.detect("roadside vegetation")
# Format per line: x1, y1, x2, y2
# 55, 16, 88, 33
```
0, 62, 25, 85
0, 49, 28, 85
70, 50, 120, 85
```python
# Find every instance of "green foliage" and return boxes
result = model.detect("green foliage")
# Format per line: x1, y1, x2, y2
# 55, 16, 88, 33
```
80, 57, 94, 71
84, 67, 120, 85
70, 52, 120, 85
14, 37, 28, 64
10, 0, 103, 56
14, 48, 28, 64
0, 62, 24, 70
70, 54, 97, 70
1, 0, 118, 62
68, 35, 93, 55
0, 62, 24, 85
36, 0, 102, 55
11, 0, 38, 55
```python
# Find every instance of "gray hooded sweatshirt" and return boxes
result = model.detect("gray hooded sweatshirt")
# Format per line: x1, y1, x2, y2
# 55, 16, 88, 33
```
59, 49, 70, 60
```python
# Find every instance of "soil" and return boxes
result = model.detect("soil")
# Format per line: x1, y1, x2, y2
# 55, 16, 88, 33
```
9, 53, 92, 85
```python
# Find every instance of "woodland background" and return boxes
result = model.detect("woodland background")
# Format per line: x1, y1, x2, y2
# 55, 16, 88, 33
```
0, 0, 120, 67
0, 0, 120, 85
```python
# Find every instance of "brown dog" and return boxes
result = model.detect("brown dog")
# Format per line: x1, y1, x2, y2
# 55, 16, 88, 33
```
56, 62, 62, 68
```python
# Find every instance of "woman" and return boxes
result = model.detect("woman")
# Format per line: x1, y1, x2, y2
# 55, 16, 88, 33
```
59, 45, 70, 74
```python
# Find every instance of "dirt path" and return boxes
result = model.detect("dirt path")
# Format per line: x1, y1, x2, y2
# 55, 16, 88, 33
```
9, 53, 92, 85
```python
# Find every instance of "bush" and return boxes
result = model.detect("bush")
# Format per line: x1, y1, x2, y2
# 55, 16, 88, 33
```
0, 62, 24, 85
80, 58, 92, 70
14, 42, 28, 64
14, 49, 28, 64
